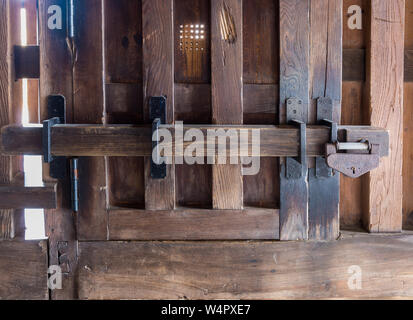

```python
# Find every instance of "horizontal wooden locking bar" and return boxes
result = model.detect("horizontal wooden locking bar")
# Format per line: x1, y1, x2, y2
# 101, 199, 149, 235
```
0, 183, 57, 209
0, 124, 389, 158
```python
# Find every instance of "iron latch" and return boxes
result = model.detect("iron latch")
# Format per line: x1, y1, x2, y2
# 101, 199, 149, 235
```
325, 141, 380, 178
149, 96, 167, 179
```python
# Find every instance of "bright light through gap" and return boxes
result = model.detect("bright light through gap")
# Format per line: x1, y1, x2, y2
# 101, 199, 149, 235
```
20, 7, 46, 240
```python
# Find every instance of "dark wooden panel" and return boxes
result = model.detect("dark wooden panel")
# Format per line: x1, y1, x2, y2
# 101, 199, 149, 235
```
0, 241, 48, 300
279, 0, 309, 241
109, 207, 278, 240
142, 0, 175, 210
243, 0, 278, 85
1, 124, 389, 157
174, 0, 210, 83
14, 45, 39, 79
104, 0, 144, 210
78, 233, 413, 299
176, 163, 212, 208
73, 0, 107, 240
243, 158, 279, 208
104, 0, 142, 83
0, 184, 57, 209
211, 0, 243, 209
364, 0, 404, 233
175, 83, 211, 123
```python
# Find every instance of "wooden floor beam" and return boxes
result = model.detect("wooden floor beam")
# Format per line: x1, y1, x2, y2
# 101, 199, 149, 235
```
77, 232, 413, 300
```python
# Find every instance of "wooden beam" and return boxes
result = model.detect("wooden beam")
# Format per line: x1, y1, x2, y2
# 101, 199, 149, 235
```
0, 241, 49, 300
0, 124, 389, 158
108, 207, 279, 240
0, 184, 57, 209
279, 0, 310, 241
142, 0, 175, 210
364, 0, 404, 233
77, 232, 413, 299
211, 0, 243, 209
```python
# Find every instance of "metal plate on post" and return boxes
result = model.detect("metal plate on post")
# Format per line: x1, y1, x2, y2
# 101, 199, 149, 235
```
149, 96, 167, 180
46, 95, 67, 180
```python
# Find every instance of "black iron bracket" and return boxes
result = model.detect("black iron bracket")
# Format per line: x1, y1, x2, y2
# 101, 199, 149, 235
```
149, 96, 167, 179
286, 98, 307, 180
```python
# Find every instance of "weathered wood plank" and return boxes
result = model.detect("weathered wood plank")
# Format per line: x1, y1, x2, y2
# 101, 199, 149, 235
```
279, 0, 309, 240
0, 240, 48, 300
73, 0, 107, 240
211, 0, 243, 209
308, 0, 342, 240
142, 0, 175, 210
39, 0, 77, 299
109, 208, 279, 240
0, 184, 57, 209
364, 0, 404, 233
78, 232, 413, 299
1, 124, 389, 158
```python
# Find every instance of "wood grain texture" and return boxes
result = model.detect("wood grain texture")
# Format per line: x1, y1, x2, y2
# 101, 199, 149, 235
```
308, 0, 342, 240
279, 0, 309, 240
0, 0, 12, 239
364, 0, 405, 233
109, 208, 279, 240
73, 0, 108, 240
0, 241, 48, 300
78, 232, 413, 299
1, 124, 389, 158
38, 0, 78, 299
403, 82, 413, 228
211, 0, 243, 209
142, 0, 175, 210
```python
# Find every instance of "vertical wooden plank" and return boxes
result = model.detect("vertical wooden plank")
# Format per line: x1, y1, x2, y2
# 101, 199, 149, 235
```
104, 0, 144, 209
308, 0, 342, 240
0, 0, 13, 240
74, 0, 108, 240
211, 0, 243, 210
364, 0, 404, 233
39, 0, 76, 299
0, 0, 24, 239
403, 0, 413, 229
142, 0, 175, 210
279, 0, 309, 240
341, 0, 367, 230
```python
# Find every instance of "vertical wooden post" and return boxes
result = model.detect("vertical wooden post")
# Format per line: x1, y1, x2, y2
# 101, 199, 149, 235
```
0, 0, 24, 240
74, 0, 108, 240
279, 0, 309, 240
0, 0, 13, 240
364, 0, 405, 233
308, 0, 342, 240
142, 0, 175, 210
39, 0, 76, 299
211, 0, 243, 210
